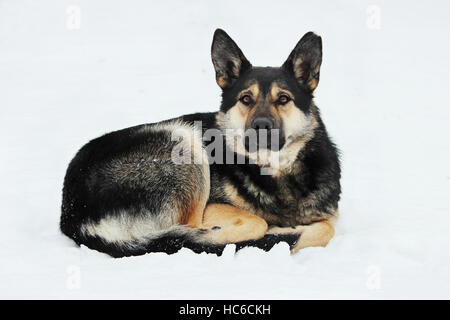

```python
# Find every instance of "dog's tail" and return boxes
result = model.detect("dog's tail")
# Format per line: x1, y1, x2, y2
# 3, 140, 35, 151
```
74, 225, 300, 258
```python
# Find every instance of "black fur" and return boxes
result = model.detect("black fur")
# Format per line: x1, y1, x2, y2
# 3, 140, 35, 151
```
84, 232, 300, 258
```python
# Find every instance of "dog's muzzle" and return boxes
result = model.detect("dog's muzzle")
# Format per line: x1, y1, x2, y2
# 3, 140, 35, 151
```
244, 118, 285, 152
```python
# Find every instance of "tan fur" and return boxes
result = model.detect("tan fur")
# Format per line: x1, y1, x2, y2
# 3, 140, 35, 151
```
238, 83, 260, 101
308, 78, 318, 91
292, 220, 335, 253
182, 197, 205, 228
213, 56, 246, 89
202, 204, 268, 243
292, 59, 320, 91
216, 77, 228, 89
269, 83, 294, 101
268, 217, 337, 254
167, 121, 211, 228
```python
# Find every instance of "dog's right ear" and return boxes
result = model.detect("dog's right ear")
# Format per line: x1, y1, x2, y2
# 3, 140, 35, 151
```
282, 32, 322, 92
211, 29, 252, 89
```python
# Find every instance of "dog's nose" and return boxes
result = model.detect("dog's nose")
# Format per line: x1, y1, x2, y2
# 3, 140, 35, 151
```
251, 117, 274, 130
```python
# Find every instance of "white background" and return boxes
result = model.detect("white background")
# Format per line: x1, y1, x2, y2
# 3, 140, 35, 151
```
1, 0, 449, 299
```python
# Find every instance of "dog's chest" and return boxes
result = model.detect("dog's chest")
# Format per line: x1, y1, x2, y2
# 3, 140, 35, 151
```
249, 176, 309, 225
213, 166, 314, 226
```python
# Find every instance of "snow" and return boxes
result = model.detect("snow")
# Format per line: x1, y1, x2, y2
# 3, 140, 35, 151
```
1, 0, 450, 299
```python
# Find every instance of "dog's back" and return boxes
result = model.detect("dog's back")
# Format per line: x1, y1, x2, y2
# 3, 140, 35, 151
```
61, 120, 213, 256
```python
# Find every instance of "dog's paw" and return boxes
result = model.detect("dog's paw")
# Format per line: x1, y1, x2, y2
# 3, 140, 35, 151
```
284, 222, 335, 254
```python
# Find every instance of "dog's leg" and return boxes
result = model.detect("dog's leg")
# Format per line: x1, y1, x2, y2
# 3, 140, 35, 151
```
182, 197, 208, 229
201, 204, 268, 244
268, 218, 336, 254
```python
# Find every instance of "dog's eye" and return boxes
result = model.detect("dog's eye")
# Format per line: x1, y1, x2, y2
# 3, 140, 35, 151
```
278, 94, 290, 105
240, 95, 252, 106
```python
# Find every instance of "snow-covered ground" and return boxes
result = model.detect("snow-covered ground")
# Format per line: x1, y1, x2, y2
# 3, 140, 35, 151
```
1, 0, 449, 299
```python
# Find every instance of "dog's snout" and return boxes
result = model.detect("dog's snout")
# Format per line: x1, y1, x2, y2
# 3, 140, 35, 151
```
251, 117, 274, 130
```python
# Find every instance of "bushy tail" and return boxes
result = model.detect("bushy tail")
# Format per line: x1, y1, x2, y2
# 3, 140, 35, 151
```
77, 226, 300, 258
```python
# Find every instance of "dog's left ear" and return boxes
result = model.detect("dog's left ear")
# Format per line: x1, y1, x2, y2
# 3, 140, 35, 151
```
211, 29, 252, 89
282, 32, 322, 92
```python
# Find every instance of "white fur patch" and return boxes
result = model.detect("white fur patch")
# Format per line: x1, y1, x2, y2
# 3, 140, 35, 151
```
80, 212, 162, 243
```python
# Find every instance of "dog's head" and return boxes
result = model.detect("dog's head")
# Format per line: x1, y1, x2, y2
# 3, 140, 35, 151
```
212, 29, 321, 154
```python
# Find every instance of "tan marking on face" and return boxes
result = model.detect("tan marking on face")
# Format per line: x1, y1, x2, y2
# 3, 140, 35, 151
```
224, 83, 261, 128
267, 83, 294, 126
279, 102, 304, 138
216, 83, 320, 177
269, 82, 316, 144
269, 83, 294, 102
238, 83, 260, 101
268, 104, 281, 124
244, 83, 286, 129
239, 84, 261, 129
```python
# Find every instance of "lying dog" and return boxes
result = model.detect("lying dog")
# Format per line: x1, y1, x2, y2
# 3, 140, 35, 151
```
60, 29, 341, 257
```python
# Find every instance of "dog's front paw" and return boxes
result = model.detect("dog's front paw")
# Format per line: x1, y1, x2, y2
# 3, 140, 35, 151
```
266, 226, 302, 253
274, 221, 335, 254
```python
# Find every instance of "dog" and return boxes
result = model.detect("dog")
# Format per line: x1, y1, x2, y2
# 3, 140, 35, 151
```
60, 29, 341, 257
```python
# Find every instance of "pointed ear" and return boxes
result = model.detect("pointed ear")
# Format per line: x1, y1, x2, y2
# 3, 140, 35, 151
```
211, 29, 252, 89
282, 32, 322, 92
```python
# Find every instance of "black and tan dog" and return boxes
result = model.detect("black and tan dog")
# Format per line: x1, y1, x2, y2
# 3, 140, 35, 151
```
60, 29, 341, 257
